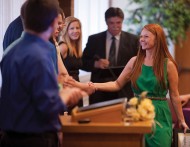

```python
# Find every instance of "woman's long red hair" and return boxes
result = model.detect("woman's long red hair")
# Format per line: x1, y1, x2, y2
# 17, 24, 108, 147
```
130, 24, 177, 89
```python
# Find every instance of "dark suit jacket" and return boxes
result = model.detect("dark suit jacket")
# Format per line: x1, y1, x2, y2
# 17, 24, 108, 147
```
82, 31, 139, 104
3, 16, 24, 51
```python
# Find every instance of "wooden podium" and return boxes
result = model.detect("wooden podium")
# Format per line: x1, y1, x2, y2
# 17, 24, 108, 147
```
59, 98, 153, 147
71, 98, 124, 123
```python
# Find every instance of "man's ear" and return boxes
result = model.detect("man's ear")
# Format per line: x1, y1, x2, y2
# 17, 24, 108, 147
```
105, 20, 108, 25
51, 17, 59, 31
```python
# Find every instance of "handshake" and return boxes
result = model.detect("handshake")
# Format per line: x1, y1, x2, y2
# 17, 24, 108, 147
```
57, 74, 96, 107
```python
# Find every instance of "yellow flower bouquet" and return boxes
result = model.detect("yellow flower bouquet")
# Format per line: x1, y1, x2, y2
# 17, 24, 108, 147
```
123, 92, 155, 122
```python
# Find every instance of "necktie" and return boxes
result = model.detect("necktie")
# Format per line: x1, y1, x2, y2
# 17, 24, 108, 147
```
109, 36, 116, 66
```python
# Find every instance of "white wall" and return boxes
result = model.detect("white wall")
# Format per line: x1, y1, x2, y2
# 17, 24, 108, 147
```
0, 0, 26, 87
74, 0, 108, 50
74, 0, 109, 77
0, 0, 26, 60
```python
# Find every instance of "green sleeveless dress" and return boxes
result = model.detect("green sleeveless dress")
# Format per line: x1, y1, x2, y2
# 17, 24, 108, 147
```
132, 61, 172, 147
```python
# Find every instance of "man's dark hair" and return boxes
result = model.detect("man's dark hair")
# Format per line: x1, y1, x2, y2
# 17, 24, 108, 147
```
105, 7, 124, 21
20, 1, 28, 20
58, 7, 65, 20
24, 0, 59, 32
20, 0, 28, 28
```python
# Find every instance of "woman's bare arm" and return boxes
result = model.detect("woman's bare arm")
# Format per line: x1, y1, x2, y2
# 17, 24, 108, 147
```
94, 56, 137, 92
167, 60, 189, 132
59, 43, 68, 59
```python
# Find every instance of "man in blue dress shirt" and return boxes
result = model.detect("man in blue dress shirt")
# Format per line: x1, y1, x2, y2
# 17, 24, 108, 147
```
0, 0, 84, 146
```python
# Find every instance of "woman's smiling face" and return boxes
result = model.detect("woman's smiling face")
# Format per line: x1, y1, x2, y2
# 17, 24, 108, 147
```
68, 21, 81, 41
140, 28, 156, 50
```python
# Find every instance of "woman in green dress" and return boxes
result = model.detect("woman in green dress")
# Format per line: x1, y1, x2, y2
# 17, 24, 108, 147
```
91, 24, 189, 146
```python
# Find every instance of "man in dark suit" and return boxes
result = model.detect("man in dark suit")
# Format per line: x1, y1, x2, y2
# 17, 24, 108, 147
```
82, 7, 139, 104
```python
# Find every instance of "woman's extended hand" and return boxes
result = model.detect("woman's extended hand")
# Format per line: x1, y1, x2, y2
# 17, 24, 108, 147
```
74, 82, 96, 95
87, 82, 96, 94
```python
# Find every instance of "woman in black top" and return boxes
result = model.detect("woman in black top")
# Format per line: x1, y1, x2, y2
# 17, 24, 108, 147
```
59, 16, 84, 108
59, 16, 83, 82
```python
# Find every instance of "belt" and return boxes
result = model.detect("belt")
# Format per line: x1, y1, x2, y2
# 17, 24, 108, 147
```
134, 94, 167, 101
148, 97, 167, 101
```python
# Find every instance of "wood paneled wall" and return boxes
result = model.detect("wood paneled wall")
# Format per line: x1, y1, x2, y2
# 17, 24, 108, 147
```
175, 28, 190, 94
58, 0, 74, 17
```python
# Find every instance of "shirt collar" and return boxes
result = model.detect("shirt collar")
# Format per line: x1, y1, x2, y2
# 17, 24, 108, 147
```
106, 31, 121, 40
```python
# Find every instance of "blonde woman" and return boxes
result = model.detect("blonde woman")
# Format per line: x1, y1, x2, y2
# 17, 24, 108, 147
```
59, 16, 82, 82
59, 16, 87, 108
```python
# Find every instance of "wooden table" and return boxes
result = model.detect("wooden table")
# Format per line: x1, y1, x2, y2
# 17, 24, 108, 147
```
60, 116, 153, 147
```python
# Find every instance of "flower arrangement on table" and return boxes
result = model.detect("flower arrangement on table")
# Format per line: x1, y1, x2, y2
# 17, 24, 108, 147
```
123, 91, 155, 122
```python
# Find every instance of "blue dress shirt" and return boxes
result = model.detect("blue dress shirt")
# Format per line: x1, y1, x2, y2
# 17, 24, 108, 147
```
0, 32, 66, 133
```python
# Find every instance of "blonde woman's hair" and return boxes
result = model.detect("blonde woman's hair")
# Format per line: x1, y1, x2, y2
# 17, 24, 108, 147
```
62, 16, 82, 58
130, 24, 177, 89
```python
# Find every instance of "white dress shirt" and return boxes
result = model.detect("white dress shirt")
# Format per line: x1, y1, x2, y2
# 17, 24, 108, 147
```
106, 31, 121, 62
